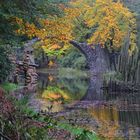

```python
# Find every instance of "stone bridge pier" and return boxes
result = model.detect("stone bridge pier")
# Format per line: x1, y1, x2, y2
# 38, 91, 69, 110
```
70, 41, 110, 73
70, 41, 111, 101
14, 47, 38, 86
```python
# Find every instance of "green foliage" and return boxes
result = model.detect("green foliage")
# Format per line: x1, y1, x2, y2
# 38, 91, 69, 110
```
58, 48, 87, 69
0, 91, 99, 139
16, 98, 55, 129
0, 93, 55, 139
0, 46, 12, 82
58, 68, 88, 98
74, 57, 87, 69
58, 123, 99, 140
0, 0, 66, 45
103, 72, 123, 83
0, 1, 24, 45
58, 68, 88, 78
73, 15, 94, 42
0, 82, 18, 92
0, 0, 69, 83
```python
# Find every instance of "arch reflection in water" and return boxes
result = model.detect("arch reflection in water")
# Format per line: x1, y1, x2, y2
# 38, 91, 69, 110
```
34, 70, 140, 140
37, 72, 89, 112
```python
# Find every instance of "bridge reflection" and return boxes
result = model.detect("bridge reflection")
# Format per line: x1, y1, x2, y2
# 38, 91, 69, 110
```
34, 71, 140, 139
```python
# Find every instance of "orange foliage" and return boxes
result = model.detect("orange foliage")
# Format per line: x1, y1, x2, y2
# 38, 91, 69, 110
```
89, 105, 120, 140
48, 75, 54, 82
16, 0, 137, 54
48, 60, 55, 67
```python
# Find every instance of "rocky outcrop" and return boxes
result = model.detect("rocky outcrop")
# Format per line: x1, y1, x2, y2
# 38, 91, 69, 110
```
11, 46, 38, 85
22, 48, 38, 85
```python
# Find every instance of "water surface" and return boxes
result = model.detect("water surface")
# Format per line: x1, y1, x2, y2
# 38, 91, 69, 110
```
29, 69, 140, 140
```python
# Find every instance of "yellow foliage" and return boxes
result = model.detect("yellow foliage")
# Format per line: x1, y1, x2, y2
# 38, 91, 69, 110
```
48, 60, 55, 67
49, 44, 61, 50
48, 75, 54, 82
42, 92, 62, 100
16, 0, 137, 54
66, 0, 137, 53
42, 88, 70, 101
89, 105, 120, 139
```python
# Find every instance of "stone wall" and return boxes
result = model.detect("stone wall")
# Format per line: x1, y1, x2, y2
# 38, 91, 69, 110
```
11, 46, 38, 85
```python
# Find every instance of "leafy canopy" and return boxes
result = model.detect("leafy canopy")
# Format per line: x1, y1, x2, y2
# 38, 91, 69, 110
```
0, 0, 66, 46
17, 0, 137, 54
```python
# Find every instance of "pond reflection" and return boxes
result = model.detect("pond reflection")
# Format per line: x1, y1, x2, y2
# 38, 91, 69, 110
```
30, 69, 140, 140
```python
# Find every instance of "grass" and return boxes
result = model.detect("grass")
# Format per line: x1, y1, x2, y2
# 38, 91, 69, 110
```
0, 82, 18, 92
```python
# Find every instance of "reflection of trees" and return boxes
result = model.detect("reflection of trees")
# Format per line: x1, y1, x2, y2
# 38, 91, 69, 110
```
89, 105, 120, 139
37, 71, 140, 139
80, 72, 140, 139
38, 72, 89, 101
42, 86, 71, 101
88, 104, 140, 139
57, 78, 89, 99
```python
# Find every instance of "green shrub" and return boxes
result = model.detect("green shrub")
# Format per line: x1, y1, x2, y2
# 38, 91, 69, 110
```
73, 57, 87, 69
58, 123, 99, 140
58, 48, 87, 70
0, 93, 99, 140
0, 82, 18, 92
0, 46, 12, 82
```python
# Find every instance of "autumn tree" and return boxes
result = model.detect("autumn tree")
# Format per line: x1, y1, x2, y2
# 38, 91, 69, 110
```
17, 0, 137, 72
0, 0, 67, 80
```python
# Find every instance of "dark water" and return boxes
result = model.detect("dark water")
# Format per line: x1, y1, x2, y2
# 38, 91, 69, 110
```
29, 69, 140, 140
